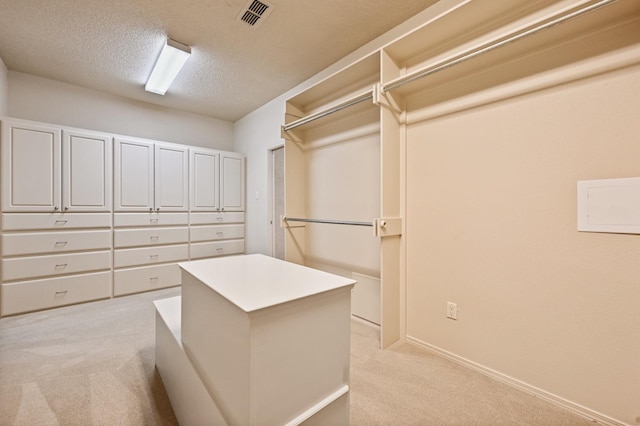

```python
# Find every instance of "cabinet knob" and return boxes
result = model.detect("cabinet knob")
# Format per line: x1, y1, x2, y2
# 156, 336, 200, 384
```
149, 208, 153, 212
221, 207, 225, 211
156, 208, 160, 212
54, 206, 59, 211
64, 206, 69, 211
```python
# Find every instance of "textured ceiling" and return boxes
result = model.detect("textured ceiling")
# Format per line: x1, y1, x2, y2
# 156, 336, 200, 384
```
0, 0, 439, 122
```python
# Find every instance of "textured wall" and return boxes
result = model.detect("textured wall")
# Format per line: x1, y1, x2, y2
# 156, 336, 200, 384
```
405, 63, 640, 424
0, 57, 7, 116
7, 71, 233, 150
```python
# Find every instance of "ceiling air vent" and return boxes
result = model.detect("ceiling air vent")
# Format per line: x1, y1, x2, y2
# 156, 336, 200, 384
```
238, 0, 273, 28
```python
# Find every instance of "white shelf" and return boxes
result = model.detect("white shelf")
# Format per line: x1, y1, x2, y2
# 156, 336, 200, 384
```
381, 0, 640, 97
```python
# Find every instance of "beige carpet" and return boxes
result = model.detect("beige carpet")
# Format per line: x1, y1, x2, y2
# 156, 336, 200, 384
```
0, 288, 593, 425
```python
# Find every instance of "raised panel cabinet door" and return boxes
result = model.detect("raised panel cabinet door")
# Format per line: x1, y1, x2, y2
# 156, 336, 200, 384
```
190, 148, 219, 211
1, 120, 61, 212
62, 130, 112, 212
220, 153, 245, 212
114, 138, 154, 211
155, 143, 188, 212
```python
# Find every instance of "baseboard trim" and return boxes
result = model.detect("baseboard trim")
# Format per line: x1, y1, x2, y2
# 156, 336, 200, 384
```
405, 336, 625, 426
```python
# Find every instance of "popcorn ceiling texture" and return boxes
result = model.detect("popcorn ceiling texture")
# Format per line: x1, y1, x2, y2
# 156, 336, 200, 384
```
0, 0, 437, 121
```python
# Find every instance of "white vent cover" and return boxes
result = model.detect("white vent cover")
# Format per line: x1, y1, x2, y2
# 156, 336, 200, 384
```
238, 0, 273, 27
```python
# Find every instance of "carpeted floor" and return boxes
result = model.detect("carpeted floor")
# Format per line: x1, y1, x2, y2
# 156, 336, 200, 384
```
0, 287, 593, 425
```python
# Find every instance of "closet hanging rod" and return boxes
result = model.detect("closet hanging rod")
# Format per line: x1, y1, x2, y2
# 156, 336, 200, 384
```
283, 91, 374, 132
283, 216, 373, 227
382, 0, 618, 93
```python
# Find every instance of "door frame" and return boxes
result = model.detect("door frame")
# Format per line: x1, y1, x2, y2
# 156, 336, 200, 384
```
267, 143, 285, 258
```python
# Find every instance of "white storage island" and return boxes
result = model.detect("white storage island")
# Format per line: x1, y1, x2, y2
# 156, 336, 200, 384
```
154, 254, 356, 425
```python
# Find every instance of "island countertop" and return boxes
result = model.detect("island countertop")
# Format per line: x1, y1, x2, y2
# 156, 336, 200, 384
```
178, 254, 356, 313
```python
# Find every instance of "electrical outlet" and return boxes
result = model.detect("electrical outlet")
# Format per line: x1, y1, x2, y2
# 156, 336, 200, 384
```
446, 302, 458, 320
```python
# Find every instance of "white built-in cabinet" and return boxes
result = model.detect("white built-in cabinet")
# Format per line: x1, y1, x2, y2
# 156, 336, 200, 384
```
220, 152, 245, 211
189, 147, 245, 260
190, 148, 245, 212
112, 212, 189, 296
114, 138, 188, 212
0, 117, 245, 316
112, 138, 190, 296
1, 121, 111, 213
1, 121, 60, 212
1, 119, 113, 315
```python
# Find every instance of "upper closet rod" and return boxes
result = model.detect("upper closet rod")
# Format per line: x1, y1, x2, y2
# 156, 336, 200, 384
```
382, 0, 618, 93
283, 216, 373, 227
283, 91, 373, 132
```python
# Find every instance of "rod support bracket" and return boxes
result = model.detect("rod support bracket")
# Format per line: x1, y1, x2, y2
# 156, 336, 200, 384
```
373, 83, 403, 123
374, 217, 402, 237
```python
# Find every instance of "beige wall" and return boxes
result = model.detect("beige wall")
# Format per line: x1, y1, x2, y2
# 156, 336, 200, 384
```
405, 63, 640, 424
7, 71, 233, 150
299, 109, 381, 278
238, 1, 639, 423
0, 57, 7, 116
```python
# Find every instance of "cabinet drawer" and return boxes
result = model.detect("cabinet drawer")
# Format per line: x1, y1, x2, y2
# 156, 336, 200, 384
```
114, 244, 188, 268
2, 213, 111, 230
114, 227, 188, 248
114, 213, 188, 227
2, 251, 111, 281
1, 271, 111, 316
190, 224, 244, 242
114, 264, 181, 296
190, 239, 245, 260
189, 212, 245, 225
2, 230, 111, 256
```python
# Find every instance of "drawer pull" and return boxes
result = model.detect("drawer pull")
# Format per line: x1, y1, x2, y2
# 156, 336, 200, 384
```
55, 263, 68, 269
217, 248, 224, 252
150, 236, 159, 240
217, 232, 224, 237
150, 218, 159, 223
216, 217, 224, 221
55, 241, 68, 246
54, 220, 68, 225
55, 290, 68, 297
149, 254, 159, 259
150, 277, 159, 281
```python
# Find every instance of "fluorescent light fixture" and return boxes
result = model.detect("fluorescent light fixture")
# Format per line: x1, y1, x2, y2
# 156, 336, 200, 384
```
145, 38, 191, 95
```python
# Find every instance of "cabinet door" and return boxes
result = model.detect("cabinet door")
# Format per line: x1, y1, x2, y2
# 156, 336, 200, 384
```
1, 120, 61, 212
220, 152, 245, 211
62, 130, 112, 212
114, 138, 154, 211
155, 143, 188, 211
190, 148, 219, 211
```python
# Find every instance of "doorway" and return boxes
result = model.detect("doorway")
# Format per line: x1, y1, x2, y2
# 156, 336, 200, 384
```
269, 145, 285, 259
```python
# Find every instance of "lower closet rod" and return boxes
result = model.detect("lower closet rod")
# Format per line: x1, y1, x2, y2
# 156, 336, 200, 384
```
283, 216, 373, 227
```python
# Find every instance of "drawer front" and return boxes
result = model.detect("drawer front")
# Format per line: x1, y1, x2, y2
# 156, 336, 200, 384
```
190, 239, 245, 260
2, 230, 111, 256
114, 244, 188, 268
1, 271, 111, 316
114, 227, 189, 248
190, 224, 244, 242
189, 212, 245, 225
2, 251, 111, 281
114, 264, 181, 296
114, 213, 189, 227
2, 213, 111, 230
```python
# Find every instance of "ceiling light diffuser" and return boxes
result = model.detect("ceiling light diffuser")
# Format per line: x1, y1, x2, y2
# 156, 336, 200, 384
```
145, 38, 191, 95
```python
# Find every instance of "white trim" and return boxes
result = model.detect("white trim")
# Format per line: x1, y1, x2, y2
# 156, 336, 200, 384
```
267, 144, 284, 258
405, 336, 626, 426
